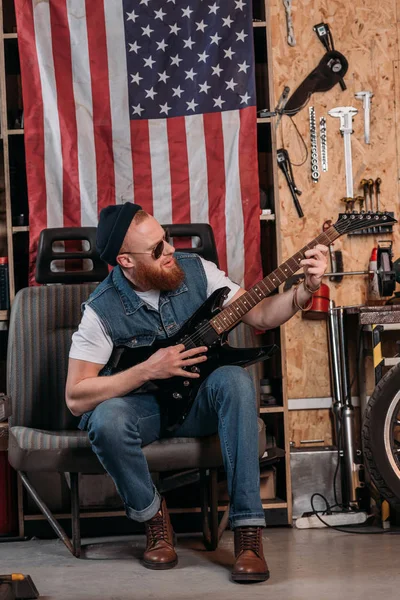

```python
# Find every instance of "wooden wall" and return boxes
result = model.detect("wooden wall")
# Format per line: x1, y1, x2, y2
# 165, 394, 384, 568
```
269, 0, 400, 408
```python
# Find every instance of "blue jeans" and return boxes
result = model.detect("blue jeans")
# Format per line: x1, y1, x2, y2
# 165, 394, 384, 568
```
81, 366, 266, 529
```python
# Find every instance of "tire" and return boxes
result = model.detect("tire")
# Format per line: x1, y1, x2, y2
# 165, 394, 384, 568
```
362, 361, 400, 505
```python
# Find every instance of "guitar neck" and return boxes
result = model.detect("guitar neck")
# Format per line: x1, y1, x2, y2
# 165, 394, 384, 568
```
210, 225, 340, 335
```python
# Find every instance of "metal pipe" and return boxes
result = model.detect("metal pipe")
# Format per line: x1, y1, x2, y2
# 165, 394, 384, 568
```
327, 303, 343, 444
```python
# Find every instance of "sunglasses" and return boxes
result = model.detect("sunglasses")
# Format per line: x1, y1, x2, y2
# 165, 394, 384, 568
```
121, 228, 171, 261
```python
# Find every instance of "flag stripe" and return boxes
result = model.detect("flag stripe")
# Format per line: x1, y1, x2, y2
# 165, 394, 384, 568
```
130, 120, 153, 214
149, 119, 172, 223
15, 1, 47, 283
33, 0, 63, 228
103, 1, 134, 204
167, 116, 191, 225
222, 110, 245, 286
203, 112, 228, 274
239, 106, 262, 288
67, 0, 98, 227
85, 0, 115, 215
49, 0, 80, 228
185, 114, 209, 226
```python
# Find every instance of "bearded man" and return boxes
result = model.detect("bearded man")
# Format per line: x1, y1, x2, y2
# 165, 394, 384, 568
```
66, 202, 327, 583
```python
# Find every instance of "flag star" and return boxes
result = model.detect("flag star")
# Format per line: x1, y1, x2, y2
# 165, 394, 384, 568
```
211, 64, 223, 77
198, 51, 209, 63
132, 103, 144, 116
208, 2, 219, 14
171, 54, 183, 66
236, 29, 248, 42
185, 68, 197, 80
140, 0, 150, 5
129, 41, 141, 53
130, 72, 143, 85
160, 103, 171, 115
187, 99, 199, 112
213, 96, 225, 108
143, 56, 156, 68
182, 6, 194, 18
183, 37, 195, 49
224, 47, 235, 59
170, 23, 181, 35
167, 0, 176, 3
199, 81, 211, 94
158, 71, 170, 83
225, 78, 238, 91
222, 15, 234, 27
145, 87, 157, 100
172, 86, 184, 98
196, 20, 207, 32
240, 92, 251, 104
210, 32, 222, 45
238, 60, 250, 73
141, 25, 154, 37
154, 8, 166, 20
156, 39, 168, 51
235, 0, 246, 9
126, 10, 138, 22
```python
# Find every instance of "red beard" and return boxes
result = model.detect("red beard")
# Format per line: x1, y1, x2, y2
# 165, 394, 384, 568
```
133, 257, 185, 291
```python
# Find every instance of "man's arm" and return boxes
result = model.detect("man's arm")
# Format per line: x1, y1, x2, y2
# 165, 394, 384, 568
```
65, 344, 208, 417
228, 244, 328, 330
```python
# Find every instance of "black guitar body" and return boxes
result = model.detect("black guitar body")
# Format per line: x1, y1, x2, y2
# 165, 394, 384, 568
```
113, 287, 278, 430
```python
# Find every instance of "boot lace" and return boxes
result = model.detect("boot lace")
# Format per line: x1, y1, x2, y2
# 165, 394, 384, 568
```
238, 527, 261, 554
147, 513, 168, 544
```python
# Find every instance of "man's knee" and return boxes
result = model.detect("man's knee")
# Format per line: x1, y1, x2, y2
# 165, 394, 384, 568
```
208, 366, 255, 401
87, 397, 137, 443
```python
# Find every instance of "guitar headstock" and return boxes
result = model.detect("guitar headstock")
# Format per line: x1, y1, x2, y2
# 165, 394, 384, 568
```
334, 211, 397, 236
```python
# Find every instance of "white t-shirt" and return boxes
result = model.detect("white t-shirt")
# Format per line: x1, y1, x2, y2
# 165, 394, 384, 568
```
69, 257, 241, 365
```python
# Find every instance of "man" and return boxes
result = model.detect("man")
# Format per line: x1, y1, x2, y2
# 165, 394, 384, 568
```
66, 202, 327, 583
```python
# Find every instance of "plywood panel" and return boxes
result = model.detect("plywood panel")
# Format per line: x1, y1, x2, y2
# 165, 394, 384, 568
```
269, 0, 400, 398
289, 407, 361, 448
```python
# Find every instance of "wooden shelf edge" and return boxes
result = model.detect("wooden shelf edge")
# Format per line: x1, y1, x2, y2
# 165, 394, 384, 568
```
260, 406, 284, 413
257, 117, 272, 123
7, 129, 24, 135
3, 33, 17, 39
24, 500, 287, 520
0, 309, 8, 321
12, 225, 29, 233
253, 21, 267, 27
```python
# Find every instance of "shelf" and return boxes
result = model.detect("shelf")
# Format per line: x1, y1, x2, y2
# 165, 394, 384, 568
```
260, 213, 275, 221
253, 21, 267, 27
12, 226, 29, 233
257, 117, 272, 123
24, 499, 287, 520
7, 129, 24, 135
260, 406, 284, 413
3, 33, 17, 39
0, 310, 8, 321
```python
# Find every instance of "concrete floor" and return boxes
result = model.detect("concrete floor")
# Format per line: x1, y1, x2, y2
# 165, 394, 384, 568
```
0, 527, 399, 600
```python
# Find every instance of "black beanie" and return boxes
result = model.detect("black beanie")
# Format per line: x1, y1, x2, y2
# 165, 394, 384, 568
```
96, 202, 142, 266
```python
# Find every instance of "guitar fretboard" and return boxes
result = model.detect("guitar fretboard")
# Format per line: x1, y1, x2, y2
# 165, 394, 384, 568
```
210, 226, 339, 334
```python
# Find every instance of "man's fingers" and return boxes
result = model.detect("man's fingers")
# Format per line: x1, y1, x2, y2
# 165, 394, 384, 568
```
180, 346, 208, 358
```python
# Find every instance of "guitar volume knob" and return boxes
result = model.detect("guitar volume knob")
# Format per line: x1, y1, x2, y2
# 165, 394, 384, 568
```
191, 366, 200, 373
173, 392, 182, 399
183, 380, 190, 387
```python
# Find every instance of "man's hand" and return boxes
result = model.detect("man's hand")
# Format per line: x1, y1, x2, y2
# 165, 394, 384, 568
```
300, 244, 328, 291
144, 344, 208, 380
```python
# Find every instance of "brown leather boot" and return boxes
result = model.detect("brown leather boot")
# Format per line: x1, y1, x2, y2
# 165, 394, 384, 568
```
231, 526, 270, 583
142, 497, 178, 570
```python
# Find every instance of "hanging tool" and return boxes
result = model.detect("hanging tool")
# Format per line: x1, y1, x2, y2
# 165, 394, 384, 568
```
259, 86, 290, 128
354, 91, 373, 144
375, 177, 382, 211
320, 117, 328, 172
282, 0, 296, 46
313, 22, 346, 90
323, 220, 343, 282
277, 148, 303, 217
328, 106, 358, 198
360, 178, 369, 211
309, 107, 320, 183
368, 178, 374, 213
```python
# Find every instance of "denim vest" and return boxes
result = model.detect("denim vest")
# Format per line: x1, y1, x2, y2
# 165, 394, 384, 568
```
77, 252, 208, 430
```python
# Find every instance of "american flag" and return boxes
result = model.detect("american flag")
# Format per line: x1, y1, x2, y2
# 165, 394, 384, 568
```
15, 0, 262, 288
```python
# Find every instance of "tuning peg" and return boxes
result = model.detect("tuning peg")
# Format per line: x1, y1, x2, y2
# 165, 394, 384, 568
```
355, 196, 365, 212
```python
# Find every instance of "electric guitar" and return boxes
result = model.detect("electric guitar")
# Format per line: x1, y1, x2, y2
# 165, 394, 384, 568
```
112, 212, 396, 431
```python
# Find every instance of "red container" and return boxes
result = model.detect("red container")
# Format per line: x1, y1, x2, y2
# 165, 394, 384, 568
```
0, 451, 17, 535
302, 282, 330, 320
